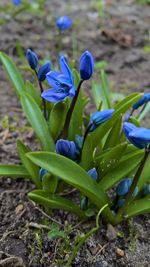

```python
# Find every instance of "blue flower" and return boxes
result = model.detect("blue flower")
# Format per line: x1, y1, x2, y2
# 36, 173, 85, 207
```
132, 92, 150, 110
116, 178, 138, 197
39, 168, 48, 182
56, 16, 72, 32
26, 49, 38, 70
13, 0, 21, 5
41, 56, 76, 102
89, 109, 114, 132
37, 61, 51, 82
79, 51, 94, 80
123, 122, 150, 149
55, 139, 78, 160
87, 168, 98, 181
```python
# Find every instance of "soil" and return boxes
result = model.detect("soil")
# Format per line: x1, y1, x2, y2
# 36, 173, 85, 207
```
0, 0, 150, 266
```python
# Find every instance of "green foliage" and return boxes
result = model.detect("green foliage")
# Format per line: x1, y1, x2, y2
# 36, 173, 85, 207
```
0, 51, 149, 227
28, 189, 86, 219
20, 92, 54, 151
0, 52, 25, 96
0, 164, 30, 178
48, 223, 66, 240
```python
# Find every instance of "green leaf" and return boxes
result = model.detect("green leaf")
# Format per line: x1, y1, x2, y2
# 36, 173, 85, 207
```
92, 81, 109, 110
0, 52, 25, 96
68, 69, 87, 140
27, 152, 115, 223
0, 164, 30, 178
20, 93, 54, 151
138, 155, 150, 191
80, 135, 93, 170
48, 224, 66, 239
28, 190, 86, 219
100, 69, 111, 108
91, 93, 142, 148
126, 197, 150, 218
103, 116, 122, 149
95, 61, 108, 70
96, 143, 127, 178
137, 102, 150, 121
98, 150, 144, 191
42, 174, 58, 194
25, 81, 42, 107
49, 101, 68, 140
16, 139, 41, 188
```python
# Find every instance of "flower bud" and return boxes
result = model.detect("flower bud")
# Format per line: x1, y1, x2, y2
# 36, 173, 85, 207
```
116, 178, 138, 197
89, 109, 114, 132
56, 16, 72, 32
26, 49, 38, 70
123, 122, 150, 149
79, 51, 94, 80
116, 179, 132, 196
132, 92, 150, 110
13, 0, 21, 5
37, 61, 51, 82
39, 168, 48, 182
87, 168, 98, 181
55, 139, 77, 160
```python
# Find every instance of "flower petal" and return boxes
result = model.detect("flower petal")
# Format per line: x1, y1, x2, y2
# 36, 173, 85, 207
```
41, 89, 68, 102
46, 71, 61, 89
59, 56, 74, 83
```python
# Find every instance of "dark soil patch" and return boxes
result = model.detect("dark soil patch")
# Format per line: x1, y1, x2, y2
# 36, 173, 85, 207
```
0, 0, 150, 266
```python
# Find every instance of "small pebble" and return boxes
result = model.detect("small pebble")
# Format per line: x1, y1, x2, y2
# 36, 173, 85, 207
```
116, 247, 125, 257
106, 224, 117, 241
15, 204, 24, 215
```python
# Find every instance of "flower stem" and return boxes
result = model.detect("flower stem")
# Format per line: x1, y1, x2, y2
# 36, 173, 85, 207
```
82, 123, 92, 148
117, 146, 150, 218
127, 108, 134, 121
137, 102, 147, 119
34, 70, 47, 120
61, 79, 83, 139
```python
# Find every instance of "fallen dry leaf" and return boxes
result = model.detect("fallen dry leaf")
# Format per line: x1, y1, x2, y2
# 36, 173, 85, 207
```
102, 28, 133, 47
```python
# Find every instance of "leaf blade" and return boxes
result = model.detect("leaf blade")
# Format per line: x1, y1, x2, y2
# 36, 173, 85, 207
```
28, 189, 86, 219
21, 93, 54, 151
0, 51, 25, 96
0, 164, 30, 178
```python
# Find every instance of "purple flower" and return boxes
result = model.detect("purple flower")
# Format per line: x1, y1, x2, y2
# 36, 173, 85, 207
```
55, 139, 78, 160
79, 51, 94, 80
132, 92, 150, 110
123, 122, 150, 149
56, 16, 72, 32
41, 56, 76, 102
89, 109, 114, 132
